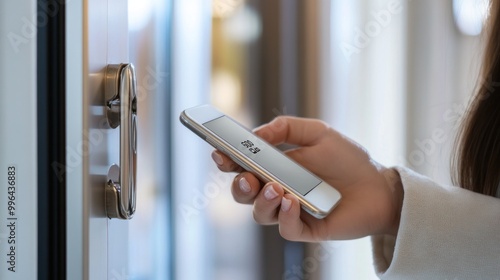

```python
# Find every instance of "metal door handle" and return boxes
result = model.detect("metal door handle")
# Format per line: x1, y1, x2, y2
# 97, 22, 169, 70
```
104, 63, 137, 219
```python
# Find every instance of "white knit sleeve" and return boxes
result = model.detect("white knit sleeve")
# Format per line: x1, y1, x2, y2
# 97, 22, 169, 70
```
372, 166, 500, 279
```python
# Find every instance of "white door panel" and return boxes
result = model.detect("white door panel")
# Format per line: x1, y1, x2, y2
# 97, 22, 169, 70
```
103, 2, 130, 277
67, 0, 129, 279
87, 2, 109, 279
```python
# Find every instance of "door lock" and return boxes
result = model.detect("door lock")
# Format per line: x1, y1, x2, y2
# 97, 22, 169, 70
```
104, 64, 137, 219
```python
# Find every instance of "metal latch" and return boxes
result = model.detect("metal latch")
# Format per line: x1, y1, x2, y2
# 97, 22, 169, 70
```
104, 63, 137, 219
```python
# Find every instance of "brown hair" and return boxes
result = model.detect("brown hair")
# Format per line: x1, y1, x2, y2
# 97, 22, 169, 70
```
453, 1, 500, 196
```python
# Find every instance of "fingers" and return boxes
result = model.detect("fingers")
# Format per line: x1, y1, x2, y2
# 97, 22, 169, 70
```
230, 176, 287, 225
231, 172, 261, 204
211, 150, 243, 172
212, 143, 317, 241
254, 116, 330, 147
252, 183, 286, 225
232, 176, 319, 241
231, 179, 296, 227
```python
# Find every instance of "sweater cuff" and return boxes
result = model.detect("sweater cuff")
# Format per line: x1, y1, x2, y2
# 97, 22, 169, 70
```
371, 234, 396, 276
371, 166, 500, 279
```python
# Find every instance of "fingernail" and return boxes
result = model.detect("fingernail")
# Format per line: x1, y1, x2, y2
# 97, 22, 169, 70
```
281, 197, 292, 212
211, 151, 223, 165
264, 184, 278, 200
239, 177, 251, 193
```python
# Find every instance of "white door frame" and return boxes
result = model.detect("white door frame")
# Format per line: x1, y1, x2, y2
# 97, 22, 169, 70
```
0, 1, 38, 279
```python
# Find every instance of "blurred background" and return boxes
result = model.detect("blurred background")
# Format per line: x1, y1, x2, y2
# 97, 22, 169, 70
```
126, 0, 487, 279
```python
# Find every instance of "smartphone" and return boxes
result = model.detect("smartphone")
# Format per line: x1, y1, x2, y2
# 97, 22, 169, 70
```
180, 104, 342, 219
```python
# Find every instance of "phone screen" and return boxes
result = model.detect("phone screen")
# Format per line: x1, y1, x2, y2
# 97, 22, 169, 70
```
204, 116, 321, 195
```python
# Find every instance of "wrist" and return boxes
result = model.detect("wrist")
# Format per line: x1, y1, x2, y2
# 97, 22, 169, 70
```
381, 167, 404, 236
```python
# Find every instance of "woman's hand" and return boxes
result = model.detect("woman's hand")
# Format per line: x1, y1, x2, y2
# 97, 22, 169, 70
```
211, 116, 403, 242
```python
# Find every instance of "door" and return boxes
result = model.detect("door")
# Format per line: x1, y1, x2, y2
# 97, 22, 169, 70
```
67, 0, 174, 278
66, 0, 132, 279
1, 1, 171, 279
